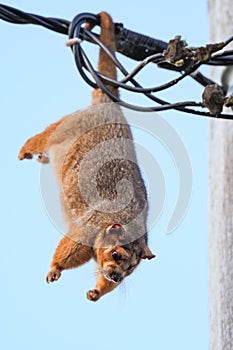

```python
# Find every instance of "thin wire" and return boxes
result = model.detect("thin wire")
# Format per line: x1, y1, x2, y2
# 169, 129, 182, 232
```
84, 30, 190, 94
75, 28, 233, 118
82, 29, 196, 103
80, 46, 204, 112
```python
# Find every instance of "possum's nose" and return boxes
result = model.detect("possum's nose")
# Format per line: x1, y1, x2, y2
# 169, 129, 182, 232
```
109, 272, 120, 283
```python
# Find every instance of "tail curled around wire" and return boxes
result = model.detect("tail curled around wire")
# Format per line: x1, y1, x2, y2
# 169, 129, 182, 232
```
90, 11, 119, 105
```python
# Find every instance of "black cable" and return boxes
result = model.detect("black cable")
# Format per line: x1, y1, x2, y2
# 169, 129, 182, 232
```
1, 4, 233, 119
0, 4, 168, 56
0, 4, 69, 34
1, 4, 232, 66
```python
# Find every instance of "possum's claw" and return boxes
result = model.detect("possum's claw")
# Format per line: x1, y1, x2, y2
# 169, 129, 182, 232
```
46, 269, 61, 283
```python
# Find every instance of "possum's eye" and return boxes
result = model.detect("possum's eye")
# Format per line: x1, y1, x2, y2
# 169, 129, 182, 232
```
112, 250, 120, 262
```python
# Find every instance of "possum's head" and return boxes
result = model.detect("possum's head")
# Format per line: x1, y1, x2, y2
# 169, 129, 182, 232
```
94, 224, 155, 283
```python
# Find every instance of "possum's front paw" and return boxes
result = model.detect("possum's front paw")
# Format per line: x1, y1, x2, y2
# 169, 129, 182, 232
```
46, 269, 62, 283
86, 289, 101, 302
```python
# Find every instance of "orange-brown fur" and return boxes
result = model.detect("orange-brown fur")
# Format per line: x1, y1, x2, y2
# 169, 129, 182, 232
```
18, 12, 155, 302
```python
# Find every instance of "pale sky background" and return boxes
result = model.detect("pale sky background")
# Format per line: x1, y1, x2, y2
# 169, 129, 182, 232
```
1, 1, 210, 349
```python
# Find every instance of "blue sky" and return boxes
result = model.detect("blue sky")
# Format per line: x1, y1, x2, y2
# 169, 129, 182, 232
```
1, 1, 209, 349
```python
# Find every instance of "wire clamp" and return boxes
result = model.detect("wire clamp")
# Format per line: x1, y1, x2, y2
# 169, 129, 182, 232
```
66, 38, 82, 47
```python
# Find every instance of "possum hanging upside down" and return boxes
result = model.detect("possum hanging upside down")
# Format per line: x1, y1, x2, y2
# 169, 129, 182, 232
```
18, 11, 155, 302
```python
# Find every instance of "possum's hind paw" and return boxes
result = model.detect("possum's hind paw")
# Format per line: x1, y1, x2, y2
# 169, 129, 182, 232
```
18, 150, 49, 163
18, 133, 50, 163
37, 153, 49, 164
46, 268, 62, 283
18, 151, 33, 160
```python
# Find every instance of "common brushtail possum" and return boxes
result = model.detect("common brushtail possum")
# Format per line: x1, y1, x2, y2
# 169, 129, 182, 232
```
18, 11, 155, 301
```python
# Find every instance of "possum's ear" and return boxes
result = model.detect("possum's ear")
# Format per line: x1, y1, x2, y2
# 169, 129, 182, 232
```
107, 224, 125, 241
141, 245, 155, 260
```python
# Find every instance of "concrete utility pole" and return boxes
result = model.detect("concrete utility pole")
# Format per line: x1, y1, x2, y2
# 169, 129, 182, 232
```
208, 1, 233, 349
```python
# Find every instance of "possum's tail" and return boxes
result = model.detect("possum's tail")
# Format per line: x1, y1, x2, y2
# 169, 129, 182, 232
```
90, 12, 119, 105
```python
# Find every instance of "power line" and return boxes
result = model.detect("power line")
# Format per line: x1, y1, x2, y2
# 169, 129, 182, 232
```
1, 4, 233, 118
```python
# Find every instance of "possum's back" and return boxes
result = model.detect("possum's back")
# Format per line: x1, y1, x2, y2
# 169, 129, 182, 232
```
47, 103, 147, 233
